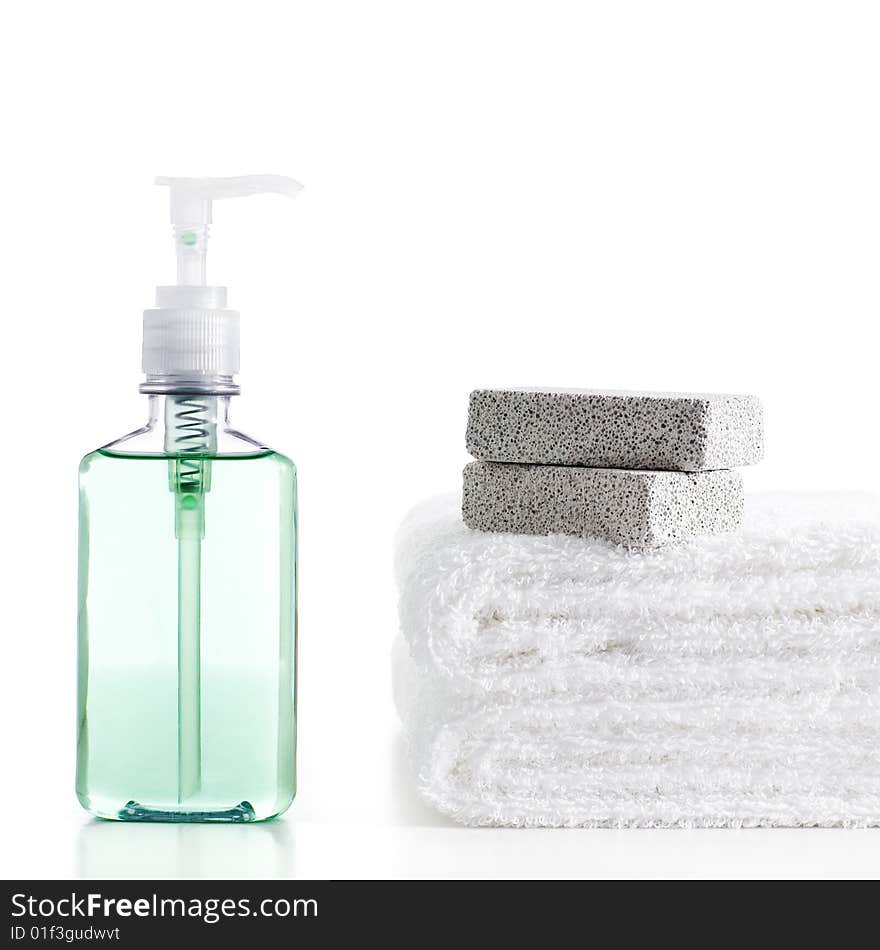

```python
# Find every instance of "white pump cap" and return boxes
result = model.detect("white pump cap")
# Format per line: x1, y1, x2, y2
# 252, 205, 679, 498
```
142, 175, 302, 393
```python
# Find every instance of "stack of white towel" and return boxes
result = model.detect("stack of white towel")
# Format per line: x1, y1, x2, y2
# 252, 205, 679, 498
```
394, 492, 880, 827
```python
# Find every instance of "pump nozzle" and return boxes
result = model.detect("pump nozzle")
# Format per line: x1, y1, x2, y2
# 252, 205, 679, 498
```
155, 175, 303, 286
142, 174, 302, 393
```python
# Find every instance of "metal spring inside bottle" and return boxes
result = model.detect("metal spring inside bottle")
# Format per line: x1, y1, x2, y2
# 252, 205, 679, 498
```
169, 397, 215, 495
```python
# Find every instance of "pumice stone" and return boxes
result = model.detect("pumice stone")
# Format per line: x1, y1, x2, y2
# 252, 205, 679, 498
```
462, 461, 744, 548
466, 388, 764, 471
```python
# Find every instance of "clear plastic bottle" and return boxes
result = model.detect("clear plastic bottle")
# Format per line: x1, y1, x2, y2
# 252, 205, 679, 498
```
77, 177, 300, 822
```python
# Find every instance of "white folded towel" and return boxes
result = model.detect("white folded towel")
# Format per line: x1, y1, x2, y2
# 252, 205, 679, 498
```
394, 493, 880, 827
396, 493, 880, 695
394, 639, 880, 827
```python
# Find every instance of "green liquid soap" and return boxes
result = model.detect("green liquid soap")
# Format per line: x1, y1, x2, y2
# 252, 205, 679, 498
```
77, 173, 303, 822
77, 447, 297, 822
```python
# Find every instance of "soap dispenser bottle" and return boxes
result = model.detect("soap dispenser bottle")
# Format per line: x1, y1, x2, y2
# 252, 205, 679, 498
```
77, 175, 300, 822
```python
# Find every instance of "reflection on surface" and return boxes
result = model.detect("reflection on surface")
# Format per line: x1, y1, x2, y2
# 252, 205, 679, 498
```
77, 817, 295, 879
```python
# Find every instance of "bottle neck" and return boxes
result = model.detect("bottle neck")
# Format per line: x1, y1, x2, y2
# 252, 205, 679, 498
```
145, 394, 233, 456
101, 390, 266, 457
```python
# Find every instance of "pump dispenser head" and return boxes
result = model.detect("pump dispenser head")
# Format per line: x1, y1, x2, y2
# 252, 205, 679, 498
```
141, 175, 303, 394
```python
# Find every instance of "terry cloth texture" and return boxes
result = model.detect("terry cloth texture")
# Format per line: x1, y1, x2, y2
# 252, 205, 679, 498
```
462, 461, 744, 547
466, 388, 764, 471
393, 493, 880, 827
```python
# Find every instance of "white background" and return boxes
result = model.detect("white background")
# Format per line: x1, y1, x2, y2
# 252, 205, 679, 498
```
2, 0, 879, 879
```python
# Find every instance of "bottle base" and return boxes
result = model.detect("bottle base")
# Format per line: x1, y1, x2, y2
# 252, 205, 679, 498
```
77, 786, 295, 823
116, 800, 256, 822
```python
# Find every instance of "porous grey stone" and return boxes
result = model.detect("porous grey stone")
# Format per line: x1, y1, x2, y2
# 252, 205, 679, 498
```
467, 388, 764, 472
462, 461, 744, 548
